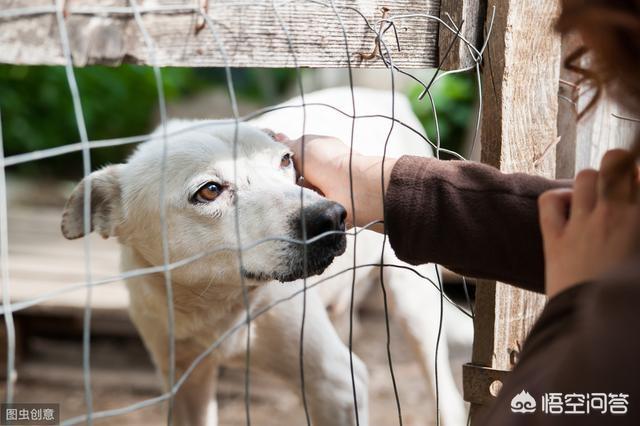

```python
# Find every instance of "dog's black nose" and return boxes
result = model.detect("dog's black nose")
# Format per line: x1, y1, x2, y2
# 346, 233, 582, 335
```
303, 201, 347, 239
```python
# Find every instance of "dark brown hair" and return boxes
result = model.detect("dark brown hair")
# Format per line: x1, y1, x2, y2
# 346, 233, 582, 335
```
556, 0, 640, 187
557, 0, 640, 123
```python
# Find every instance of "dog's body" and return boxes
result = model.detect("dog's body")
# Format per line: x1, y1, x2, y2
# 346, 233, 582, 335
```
61, 88, 469, 426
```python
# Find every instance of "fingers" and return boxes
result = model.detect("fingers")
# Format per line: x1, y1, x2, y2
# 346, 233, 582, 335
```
278, 134, 297, 152
571, 169, 598, 219
598, 149, 638, 203
273, 132, 288, 142
539, 189, 573, 238
261, 128, 289, 143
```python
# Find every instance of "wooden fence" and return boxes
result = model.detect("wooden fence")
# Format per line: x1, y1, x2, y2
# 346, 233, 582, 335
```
0, 0, 634, 424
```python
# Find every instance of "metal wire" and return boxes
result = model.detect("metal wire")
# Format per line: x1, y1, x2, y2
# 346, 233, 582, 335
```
60, 260, 457, 425
612, 113, 640, 123
0, 221, 472, 321
127, 1, 176, 423
325, 2, 362, 423
1, 103, 467, 168
53, 0, 95, 421
433, 265, 445, 426
0, 2, 489, 424
367, 15, 405, 426
270, 1, 312, 423
196, 8, 253, 425
0, 109, 16, 405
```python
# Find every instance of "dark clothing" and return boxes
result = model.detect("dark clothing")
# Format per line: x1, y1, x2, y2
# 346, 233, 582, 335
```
385, 156, 639, 425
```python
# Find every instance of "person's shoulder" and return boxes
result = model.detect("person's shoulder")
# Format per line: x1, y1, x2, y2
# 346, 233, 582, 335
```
586, 254, 640, 309
576, 256, 640, 343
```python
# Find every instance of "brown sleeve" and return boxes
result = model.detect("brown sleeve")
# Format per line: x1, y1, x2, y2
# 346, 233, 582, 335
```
477, 256, 640, 425
384, 156, 569, 293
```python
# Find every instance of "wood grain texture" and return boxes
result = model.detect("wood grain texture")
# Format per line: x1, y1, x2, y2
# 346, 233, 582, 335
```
0, 0, 442, 68
573, 90, 638, 170
478, 0, 562, 365
555, 33, 580, 179
556, 34, 637, 176
438, 0, 484, 69
1, 205, 129, 317
468, 0, 562, 420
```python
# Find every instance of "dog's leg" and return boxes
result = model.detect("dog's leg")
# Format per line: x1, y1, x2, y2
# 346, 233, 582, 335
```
171, 342, 219, 426
130, 310, 219, 426
383, 262, 468, 426
249, 284, 369, 426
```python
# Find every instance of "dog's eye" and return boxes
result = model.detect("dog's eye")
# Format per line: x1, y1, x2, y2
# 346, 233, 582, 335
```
194, 182, 222, 203
281, 153, 292, 168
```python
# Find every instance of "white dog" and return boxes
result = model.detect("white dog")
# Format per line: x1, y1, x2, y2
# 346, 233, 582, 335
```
61, 87, 469, 426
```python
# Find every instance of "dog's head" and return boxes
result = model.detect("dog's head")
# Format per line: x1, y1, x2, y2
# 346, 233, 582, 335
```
61, 121, 347, 285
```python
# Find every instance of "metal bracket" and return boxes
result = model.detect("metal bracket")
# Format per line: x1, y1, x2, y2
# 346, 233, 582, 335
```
462, 363, 511, 406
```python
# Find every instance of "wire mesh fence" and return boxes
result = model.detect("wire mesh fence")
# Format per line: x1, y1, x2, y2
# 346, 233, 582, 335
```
0, 1, 494, 425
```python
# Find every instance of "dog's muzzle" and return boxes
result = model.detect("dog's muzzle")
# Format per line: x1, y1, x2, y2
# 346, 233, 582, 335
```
278, 200, 348, 282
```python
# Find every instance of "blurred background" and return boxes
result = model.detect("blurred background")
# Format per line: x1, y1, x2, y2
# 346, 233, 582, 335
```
0, 65, 477, 178
0, 65, 477, 425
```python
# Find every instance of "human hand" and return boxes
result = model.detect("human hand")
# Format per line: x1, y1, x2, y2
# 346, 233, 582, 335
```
539, 149, 640, 298
280, 134, 396, 230
279, 134, 351, 200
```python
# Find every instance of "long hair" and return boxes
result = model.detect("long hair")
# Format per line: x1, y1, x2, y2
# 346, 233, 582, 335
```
557, 0, 640, 181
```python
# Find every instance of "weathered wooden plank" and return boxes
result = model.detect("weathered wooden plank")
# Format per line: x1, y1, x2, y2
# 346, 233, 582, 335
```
0, 0, 444, 68
467, 0, 562, 421
555, 33, 580, 179
556, 34, 638, 175
480, 1, 561, 175
0, 206, 129, 317
478, 0, 562, 363
438, 0, 484, 69
574, 90, 638, 171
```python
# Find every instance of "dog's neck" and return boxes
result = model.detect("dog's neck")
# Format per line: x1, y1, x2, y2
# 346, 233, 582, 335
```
121, 245, 262, 334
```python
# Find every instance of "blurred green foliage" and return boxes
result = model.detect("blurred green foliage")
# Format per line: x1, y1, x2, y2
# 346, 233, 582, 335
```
408, 72, 477, 156
0, 65, 194, 177
0, 65, 475, 178
0, 65, 296, 178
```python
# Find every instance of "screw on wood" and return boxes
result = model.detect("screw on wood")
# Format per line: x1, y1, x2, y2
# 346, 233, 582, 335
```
358, 7, 390, 61
195, 0, 209, 35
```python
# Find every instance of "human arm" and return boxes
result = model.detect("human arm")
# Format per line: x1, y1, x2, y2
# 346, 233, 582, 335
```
479, 149, 640, 425
283, 135, 567, 293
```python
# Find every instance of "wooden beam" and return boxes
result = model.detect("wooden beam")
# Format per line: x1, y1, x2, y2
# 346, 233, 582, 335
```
555, 33, 581, 179
0, 0, 444, 68
467, 0, 562, 421
573, 82, 638, 171
438, 0, 484, 69
555, 33, 638, 175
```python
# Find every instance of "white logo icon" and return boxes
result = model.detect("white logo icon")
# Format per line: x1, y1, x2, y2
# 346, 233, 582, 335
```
511, 390, 537, 413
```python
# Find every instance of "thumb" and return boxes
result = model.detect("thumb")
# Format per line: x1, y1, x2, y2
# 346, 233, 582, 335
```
539, 189, 572, 238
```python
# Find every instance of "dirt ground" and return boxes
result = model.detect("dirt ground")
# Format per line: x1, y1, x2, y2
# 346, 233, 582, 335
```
11, 309, 470, 426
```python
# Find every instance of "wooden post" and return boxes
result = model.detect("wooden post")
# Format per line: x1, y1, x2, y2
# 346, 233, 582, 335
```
438, 0, 484, 69
556, 33, 581, 179
8, 2, 625, 423
465, 0, 562, 421
555, 34, 638, 174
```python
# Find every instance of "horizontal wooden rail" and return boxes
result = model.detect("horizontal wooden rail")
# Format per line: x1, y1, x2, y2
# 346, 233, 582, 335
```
0, 0, 476, 69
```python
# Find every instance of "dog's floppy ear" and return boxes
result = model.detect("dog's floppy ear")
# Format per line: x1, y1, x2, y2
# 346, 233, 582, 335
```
61, 165, 123, 240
